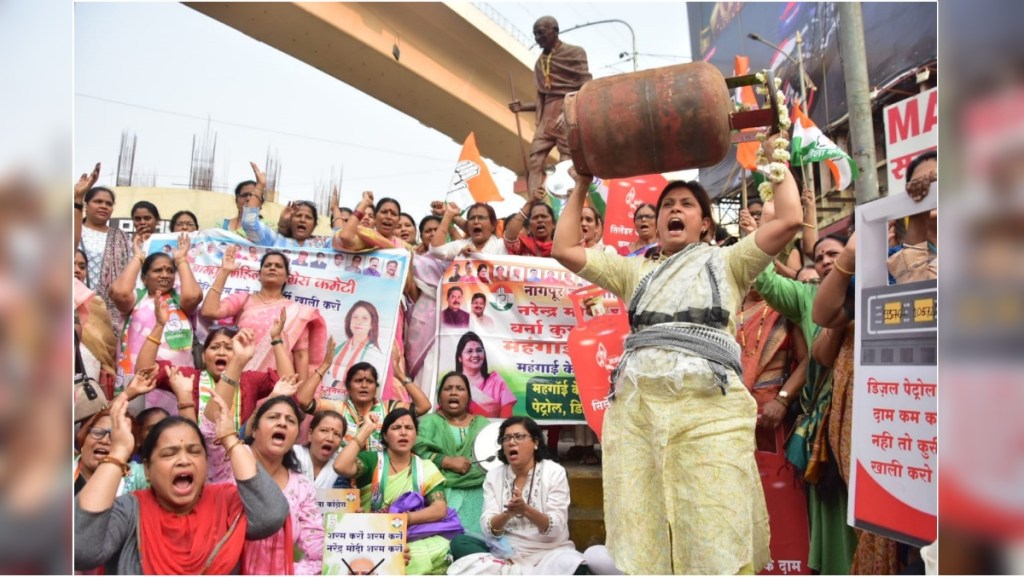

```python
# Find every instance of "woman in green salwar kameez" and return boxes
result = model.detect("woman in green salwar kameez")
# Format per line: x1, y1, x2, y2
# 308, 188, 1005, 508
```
333, 408, 452, 574
413, 372, 489, 536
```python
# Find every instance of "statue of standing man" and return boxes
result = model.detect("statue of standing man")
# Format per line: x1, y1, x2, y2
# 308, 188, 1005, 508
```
509, 16, 592, 196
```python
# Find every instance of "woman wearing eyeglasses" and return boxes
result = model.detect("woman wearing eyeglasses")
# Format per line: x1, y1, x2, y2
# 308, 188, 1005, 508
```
74, 391, 289, 575
448, 416, 590, 574
73, 367, 194, 497
622, 203, 658, 257
431, 202, 509, 258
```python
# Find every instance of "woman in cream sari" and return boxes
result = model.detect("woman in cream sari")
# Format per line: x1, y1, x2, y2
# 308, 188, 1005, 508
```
551, 152, 803, 574
333, 408, 453, 575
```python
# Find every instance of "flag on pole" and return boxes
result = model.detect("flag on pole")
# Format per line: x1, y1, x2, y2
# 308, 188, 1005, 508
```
734, 55, 761, 172
790, 102, 859, 190
446, 132, 503, 207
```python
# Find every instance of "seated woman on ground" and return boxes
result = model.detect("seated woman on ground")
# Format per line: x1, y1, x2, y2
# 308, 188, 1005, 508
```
333, 408, 454, 575
74, 392, 289, 575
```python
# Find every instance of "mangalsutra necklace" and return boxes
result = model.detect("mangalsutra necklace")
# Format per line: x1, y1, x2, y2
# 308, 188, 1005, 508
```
739, 298, 769, 357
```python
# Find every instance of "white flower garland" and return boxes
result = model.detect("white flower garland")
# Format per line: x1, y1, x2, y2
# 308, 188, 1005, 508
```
751, 71, 792, 201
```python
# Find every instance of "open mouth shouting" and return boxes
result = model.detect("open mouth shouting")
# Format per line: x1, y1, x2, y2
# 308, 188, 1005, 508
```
172, 471, 195, 496
666, 217, 685, 235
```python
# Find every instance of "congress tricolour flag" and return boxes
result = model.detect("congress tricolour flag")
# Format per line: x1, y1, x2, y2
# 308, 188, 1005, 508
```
791, 102, 859, 191
446, 132, 503, 208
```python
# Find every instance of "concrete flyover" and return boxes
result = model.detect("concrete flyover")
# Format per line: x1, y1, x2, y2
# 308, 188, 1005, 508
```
186, 2, 556, 181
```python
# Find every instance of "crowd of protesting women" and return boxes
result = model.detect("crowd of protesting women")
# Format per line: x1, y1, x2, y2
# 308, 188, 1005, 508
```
73, 82, 937, 576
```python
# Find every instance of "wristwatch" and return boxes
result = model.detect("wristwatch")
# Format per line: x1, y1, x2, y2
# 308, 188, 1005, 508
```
776, 390, 791, 406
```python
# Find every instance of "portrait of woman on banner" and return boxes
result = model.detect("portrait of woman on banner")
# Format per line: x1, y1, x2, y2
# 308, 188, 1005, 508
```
453, 332, 516, 418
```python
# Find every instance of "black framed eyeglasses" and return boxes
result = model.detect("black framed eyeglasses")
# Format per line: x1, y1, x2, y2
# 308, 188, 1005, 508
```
498, 433, 531, 445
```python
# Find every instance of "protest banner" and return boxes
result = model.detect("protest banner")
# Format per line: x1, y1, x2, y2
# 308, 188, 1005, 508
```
316, 488, 361, 516
322, 512, 407, 575
141, 230, 408, 405
849, 184, 937, 546
883, 87, 937, 196
600, 174, 668, 254
433, 255, 602, 425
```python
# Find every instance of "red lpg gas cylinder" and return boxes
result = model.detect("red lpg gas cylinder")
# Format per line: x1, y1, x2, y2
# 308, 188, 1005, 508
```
566, 286, 629, 441
564, 61, 734, 179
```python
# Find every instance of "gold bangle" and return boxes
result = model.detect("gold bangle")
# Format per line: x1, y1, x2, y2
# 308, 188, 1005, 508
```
99, 456, 130, 477
209, 286, 223, 294
175, 258, 186, 266
215, 431, 239, 446
225, 440, 244, 459
801, 222, 816, 229
833, 260, 854, 276
136, 254, 146, 265
146, 335, 162, 346
314, 367, 325, 379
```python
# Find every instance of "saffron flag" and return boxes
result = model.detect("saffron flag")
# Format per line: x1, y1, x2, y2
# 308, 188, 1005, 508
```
446, 132, 503, 206
791, 102, 859, 191
734, 55, 761, 171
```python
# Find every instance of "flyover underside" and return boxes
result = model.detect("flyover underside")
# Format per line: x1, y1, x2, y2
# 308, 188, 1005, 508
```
186, 2, 556, 176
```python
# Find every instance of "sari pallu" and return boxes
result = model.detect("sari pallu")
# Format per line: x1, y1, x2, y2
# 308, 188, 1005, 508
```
87, 225, 132, 336
135, 484, 248, 575
355, 451, 452, 575
218, 293, 328, 373
738, 299, 794, 409
414, 413, 489, 536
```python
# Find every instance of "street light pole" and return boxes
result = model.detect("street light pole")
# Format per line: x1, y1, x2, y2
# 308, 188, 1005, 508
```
748, 31, 815, 200
559, 19, 638, 71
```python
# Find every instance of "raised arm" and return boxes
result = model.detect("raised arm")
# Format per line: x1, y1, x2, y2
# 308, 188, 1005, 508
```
108, 235, 146, 315
200, 245, 240, 320
812, 231, 855, 329
504, 187, 544, 243
752, 164, 802, 257
204, 328, 256, 425
812, 324, 848, 368
551, 175, 593, 273
333, 417, 378, 477
270, 307, 297, 377
296, 336, 335, 409
208, 390, 258, 481
135, 294, 167, 371
333, 191, 374, 251
241, 162, 278, 245
430, 202, 461, 250
172, 233, 202, 313
800, 188, 819, 258
74, 162, 100, 248
391, 346, 431, 416
77, 394, 135, 513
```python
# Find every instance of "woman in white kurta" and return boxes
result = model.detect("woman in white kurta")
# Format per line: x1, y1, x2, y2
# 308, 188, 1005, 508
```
550, 162, 804, 574
447, 417, 585, 575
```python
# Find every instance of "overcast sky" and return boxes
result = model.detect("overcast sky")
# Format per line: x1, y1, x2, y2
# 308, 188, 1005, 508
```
74, 2, 693, 223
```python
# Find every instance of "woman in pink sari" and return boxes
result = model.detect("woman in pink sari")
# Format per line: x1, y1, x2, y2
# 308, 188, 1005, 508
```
455, 332, 515, 418
201, 247, 327, 381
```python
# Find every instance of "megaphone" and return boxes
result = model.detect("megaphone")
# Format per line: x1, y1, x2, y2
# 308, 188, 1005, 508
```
545, 160, 576, 199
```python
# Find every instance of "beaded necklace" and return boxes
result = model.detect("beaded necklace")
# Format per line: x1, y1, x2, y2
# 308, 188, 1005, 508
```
738, 298, 769, 357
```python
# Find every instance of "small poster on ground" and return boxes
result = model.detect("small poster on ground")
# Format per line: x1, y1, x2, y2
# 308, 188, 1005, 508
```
322, 512, 407, 575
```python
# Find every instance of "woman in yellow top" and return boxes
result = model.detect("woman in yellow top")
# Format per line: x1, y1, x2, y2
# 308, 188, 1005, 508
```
550, 155, 803, 574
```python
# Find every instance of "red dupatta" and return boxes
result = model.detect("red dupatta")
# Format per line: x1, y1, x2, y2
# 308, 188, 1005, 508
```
135, 484, 247, 575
